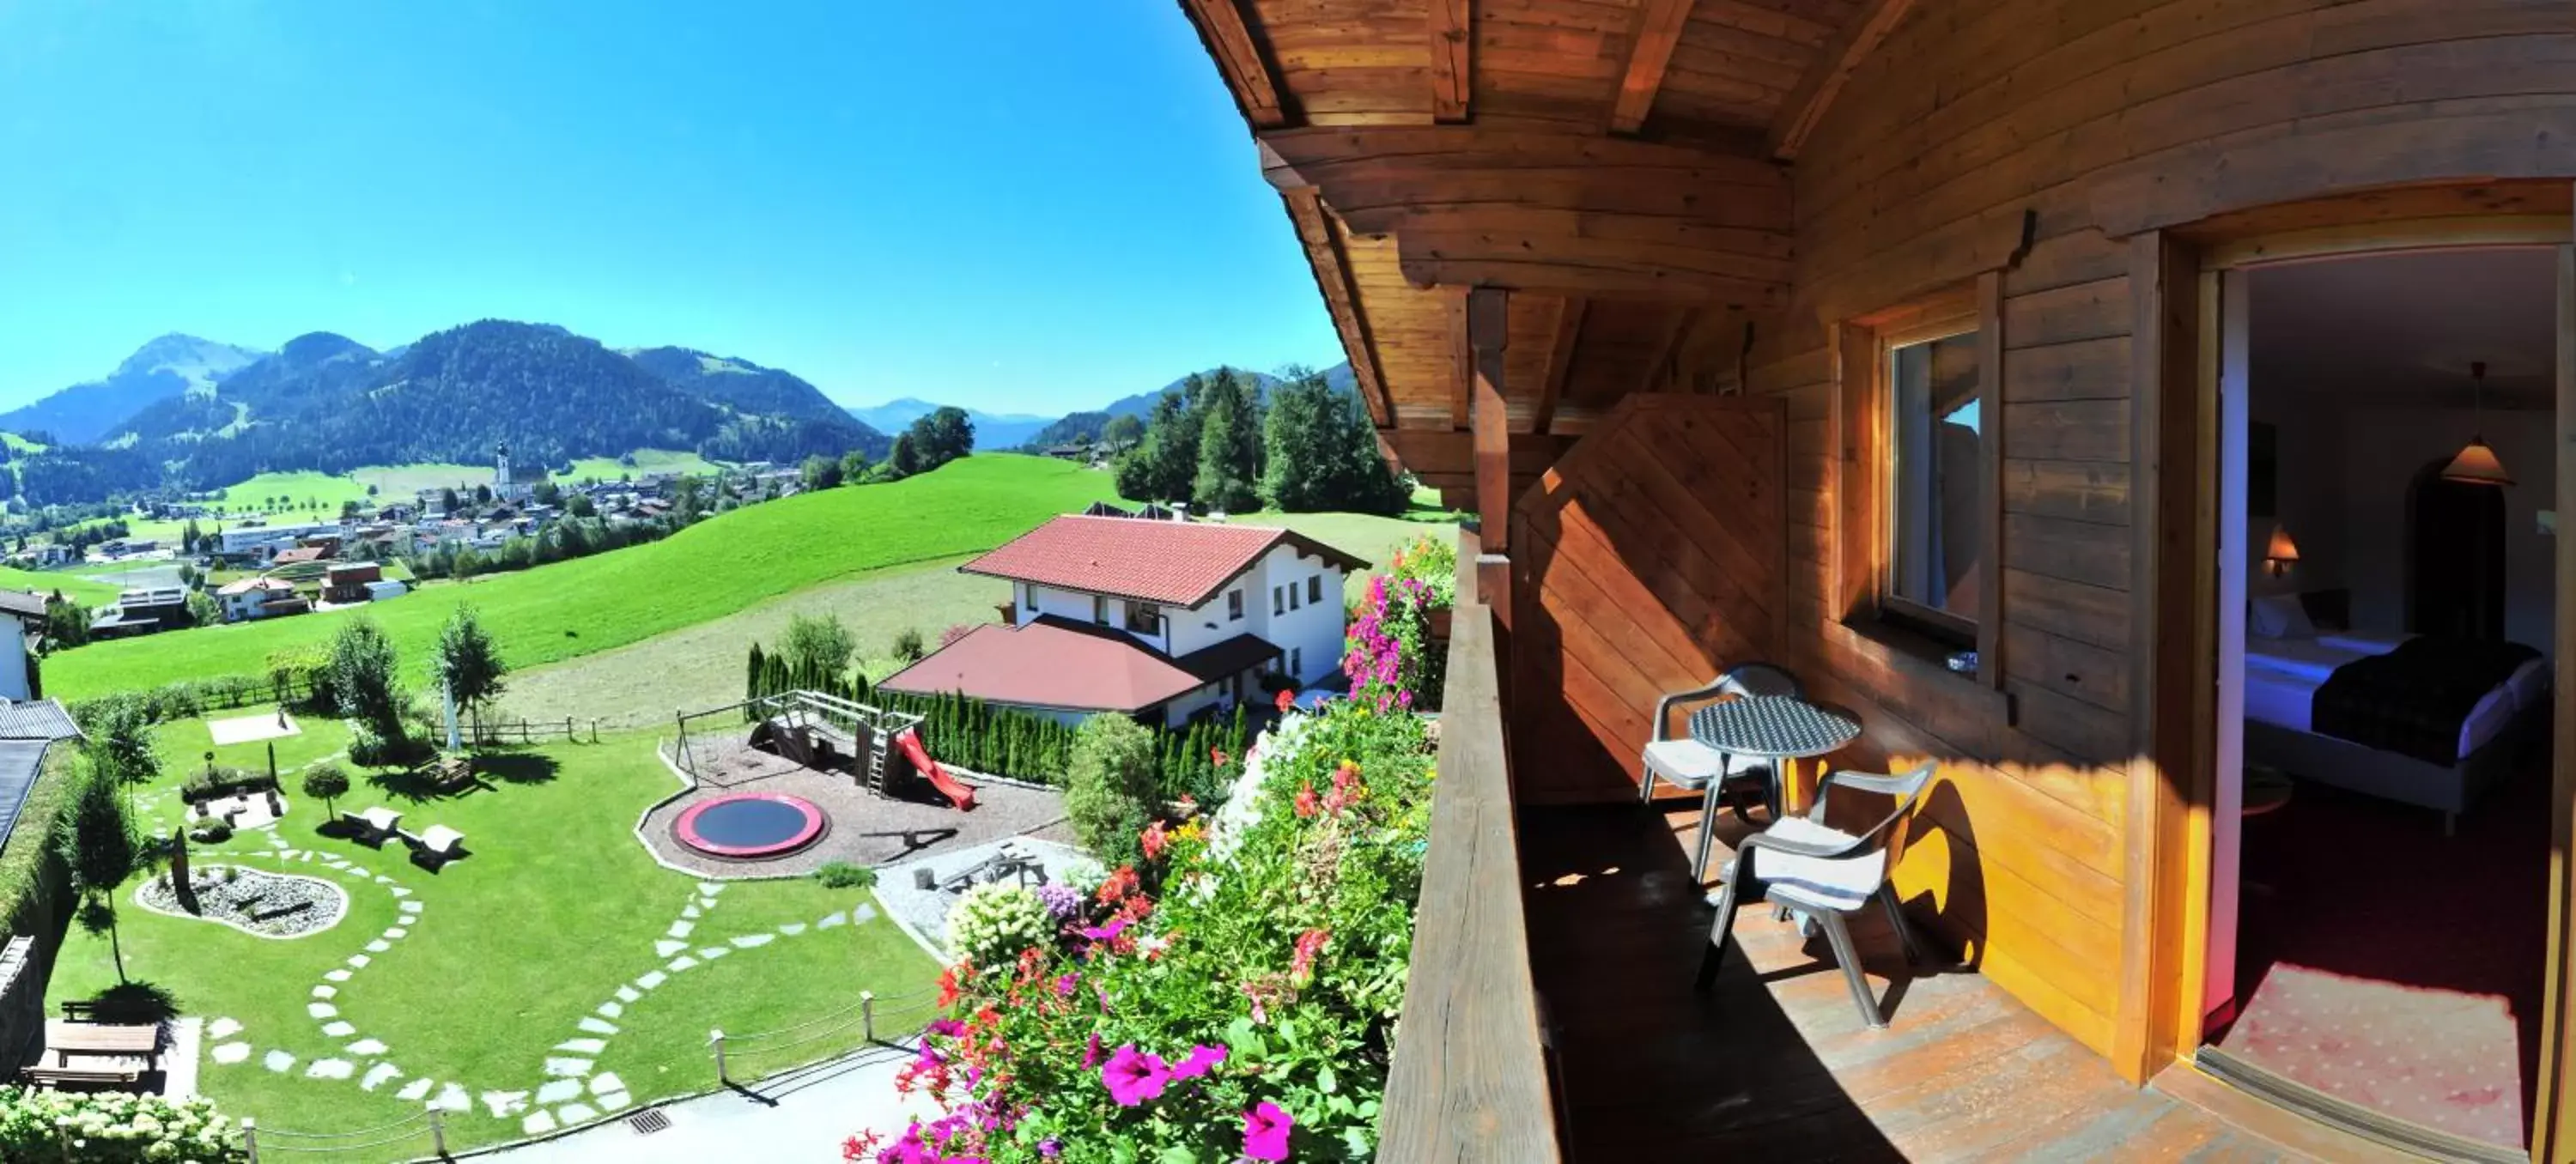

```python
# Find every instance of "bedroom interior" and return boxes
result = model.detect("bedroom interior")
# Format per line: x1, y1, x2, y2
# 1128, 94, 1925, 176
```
2203, 246, 2561, 1156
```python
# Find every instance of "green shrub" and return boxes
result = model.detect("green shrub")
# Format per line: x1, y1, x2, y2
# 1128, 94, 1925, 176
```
892, 627, 927, 663
0, 749, 77, 939
815, 860, 878, 889
179, 766, 276, 805
188, 821, 233, 844
347, 722, 415, 768
1064, 713, 1159, 869
0, 1087, 247, 1161
945, 882, 1054, 966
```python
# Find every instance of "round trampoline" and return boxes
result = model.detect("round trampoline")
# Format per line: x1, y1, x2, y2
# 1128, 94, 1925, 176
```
674, 792, 827, 859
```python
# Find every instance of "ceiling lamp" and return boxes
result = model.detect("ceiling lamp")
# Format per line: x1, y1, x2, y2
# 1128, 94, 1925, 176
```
2441, 361, 2514, 487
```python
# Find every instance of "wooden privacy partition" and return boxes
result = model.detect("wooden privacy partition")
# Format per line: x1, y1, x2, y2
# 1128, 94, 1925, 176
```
1508, 394, 1787, 806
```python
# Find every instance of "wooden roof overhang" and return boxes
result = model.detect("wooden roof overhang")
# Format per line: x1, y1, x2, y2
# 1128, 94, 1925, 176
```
1176, 0, 1900, 523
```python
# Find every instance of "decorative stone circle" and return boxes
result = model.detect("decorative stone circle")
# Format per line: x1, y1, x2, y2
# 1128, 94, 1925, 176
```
136, 866, 349, 938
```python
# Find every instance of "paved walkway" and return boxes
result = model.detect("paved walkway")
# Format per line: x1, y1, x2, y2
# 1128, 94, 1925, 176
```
480, 1045, 933, 1163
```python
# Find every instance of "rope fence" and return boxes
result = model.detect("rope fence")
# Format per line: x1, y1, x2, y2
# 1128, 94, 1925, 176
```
240, 1106, 448, 1161
710, 985, 943, 1087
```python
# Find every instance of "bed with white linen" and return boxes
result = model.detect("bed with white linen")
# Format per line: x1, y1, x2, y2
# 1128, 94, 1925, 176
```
2240, 594, 2549, 828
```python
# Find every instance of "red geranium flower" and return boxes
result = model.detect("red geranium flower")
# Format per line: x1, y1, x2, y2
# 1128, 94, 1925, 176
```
1274, 688, 1296, 713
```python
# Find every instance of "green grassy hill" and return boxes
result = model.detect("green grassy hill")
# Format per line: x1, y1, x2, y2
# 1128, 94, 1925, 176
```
45, 454, 1121, 700
0, 565, 118, 605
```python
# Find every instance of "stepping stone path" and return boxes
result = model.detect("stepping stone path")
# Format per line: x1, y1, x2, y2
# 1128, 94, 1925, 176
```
200, 844, 890, 1137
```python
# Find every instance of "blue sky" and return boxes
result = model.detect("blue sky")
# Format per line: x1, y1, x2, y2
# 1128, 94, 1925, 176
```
0, 3, 1339, 414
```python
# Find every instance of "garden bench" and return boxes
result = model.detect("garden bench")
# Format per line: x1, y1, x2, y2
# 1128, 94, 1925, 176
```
23, 1064, 140, 1088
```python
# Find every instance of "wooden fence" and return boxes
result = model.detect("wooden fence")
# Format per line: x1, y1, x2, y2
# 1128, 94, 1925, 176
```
465, 716, 602, 746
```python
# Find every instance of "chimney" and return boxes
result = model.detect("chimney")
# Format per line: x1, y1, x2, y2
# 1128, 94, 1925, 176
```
1170, 503, 1188, 523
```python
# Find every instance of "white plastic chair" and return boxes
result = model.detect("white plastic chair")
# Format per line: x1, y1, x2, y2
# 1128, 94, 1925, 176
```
1637, 662, 1802, 876
1695, 761, 1936, 1028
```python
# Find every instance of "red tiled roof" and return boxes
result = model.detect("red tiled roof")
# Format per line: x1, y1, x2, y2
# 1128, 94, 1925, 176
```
878, 617, 1280, 712
960, 515, 1369, 608
270, 547, 331, 567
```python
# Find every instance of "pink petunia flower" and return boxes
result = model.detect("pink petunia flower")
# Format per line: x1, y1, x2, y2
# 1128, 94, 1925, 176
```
1243, 1101, 1294, 1161
1170, 1044, 1229, 1080
1099, 1043, 1171, 1107
1081, 1033, 1103, 1069
1078, 916, 1130, 943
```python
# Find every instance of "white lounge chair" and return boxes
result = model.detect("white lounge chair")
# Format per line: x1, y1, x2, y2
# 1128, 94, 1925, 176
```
413, 825, 465, 864
351, 806, 402, 843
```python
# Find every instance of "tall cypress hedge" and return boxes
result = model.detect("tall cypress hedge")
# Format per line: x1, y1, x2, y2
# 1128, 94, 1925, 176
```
740, 643, 1248, 798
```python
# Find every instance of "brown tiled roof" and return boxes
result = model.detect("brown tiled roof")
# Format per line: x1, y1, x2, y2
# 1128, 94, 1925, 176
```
878, 617, 1279, 712
270, 546, 331, 567
960, 515, 1369, 608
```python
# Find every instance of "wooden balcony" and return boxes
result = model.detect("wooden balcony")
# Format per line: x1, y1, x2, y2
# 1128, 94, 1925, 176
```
1377, 543, 2401, 1162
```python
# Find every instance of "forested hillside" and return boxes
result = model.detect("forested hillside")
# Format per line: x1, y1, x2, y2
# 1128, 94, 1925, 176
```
3, 322, 885, 504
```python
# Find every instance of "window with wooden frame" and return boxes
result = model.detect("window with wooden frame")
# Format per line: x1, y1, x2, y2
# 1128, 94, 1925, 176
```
1126, 601, 1163, 636
1838, 278, 2003, 676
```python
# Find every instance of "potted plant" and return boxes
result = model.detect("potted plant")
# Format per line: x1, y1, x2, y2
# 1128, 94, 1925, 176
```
1387, 533, 1459, 646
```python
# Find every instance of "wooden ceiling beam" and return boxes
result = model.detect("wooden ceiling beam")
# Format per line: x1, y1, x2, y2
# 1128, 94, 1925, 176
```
1429, 0, 1472, 123
1177, 0, 1290, 129
1532, 296, 1586, 435
1767, 0, 1920, 160
1280, 189, 1399, 427
1610, 0, 1696, 135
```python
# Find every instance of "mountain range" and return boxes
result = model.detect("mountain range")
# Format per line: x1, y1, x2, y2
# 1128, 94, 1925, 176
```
0, 331, 1354, 506
0, 334, 268, 445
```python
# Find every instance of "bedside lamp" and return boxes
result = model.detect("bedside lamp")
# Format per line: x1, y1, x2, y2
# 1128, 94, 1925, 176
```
2263, 524, 2300, 578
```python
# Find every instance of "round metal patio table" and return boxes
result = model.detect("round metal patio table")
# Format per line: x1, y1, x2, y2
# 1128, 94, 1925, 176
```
1687, 696, 1862, 829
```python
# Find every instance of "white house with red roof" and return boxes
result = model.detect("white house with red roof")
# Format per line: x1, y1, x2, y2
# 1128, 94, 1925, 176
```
878, 512, 1368, 727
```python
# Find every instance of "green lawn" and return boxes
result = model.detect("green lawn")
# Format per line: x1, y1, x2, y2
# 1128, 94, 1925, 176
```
549, 451, 721, 483
45, 454, 1123, 700
0, 564, 119, 605
50, 728, 936, 1151
1229, 508, 1458, 603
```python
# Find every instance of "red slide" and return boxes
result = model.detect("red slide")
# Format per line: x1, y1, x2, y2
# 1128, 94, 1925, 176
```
895, 728, 977, 811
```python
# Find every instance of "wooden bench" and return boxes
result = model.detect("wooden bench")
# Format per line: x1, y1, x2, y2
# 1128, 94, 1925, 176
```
24, 1064, 140, 1087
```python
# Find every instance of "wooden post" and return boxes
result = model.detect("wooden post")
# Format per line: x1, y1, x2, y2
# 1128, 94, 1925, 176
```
1467, 286, 1513, 621
241, 1118, 258, 1162
861, 990, 878, 1042
710, 1028, 727, 1084
427, 1106, 447, 1156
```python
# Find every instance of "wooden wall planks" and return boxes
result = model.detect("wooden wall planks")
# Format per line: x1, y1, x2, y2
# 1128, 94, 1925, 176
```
1511, 395, 1789, 804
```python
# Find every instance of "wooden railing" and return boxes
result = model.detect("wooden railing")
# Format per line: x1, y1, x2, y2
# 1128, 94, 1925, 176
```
1378, 533, 1560, 1163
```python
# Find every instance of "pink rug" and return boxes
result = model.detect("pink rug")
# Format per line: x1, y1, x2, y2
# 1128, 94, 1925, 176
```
2214, 767, 2547, 1149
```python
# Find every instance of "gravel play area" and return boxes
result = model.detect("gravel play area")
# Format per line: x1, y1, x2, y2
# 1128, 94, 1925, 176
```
641, 741, 1072, 879
136, 865, 349, 938
873, 836, 1100, 955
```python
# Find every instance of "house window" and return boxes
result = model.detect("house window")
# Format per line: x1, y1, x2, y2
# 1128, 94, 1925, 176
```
1289, 646, 1302, 677
1126, 602, 1163, 636
1273, 586, 1284, 615
1306, 575, 1322, 605
1883, 326, 1984, 645
1226, 590, 1243, 621
1288, 584, 1300, 611
1093, 595, 1109, 625
1022, 586, 1036, 613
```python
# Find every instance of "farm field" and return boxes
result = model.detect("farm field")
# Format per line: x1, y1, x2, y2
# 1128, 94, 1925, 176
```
0, 563, 120, 605
44, 455, 1123, 700
498, 556, 1009, 730
501, 506, 1444, 729
49, 727, 935, 1153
